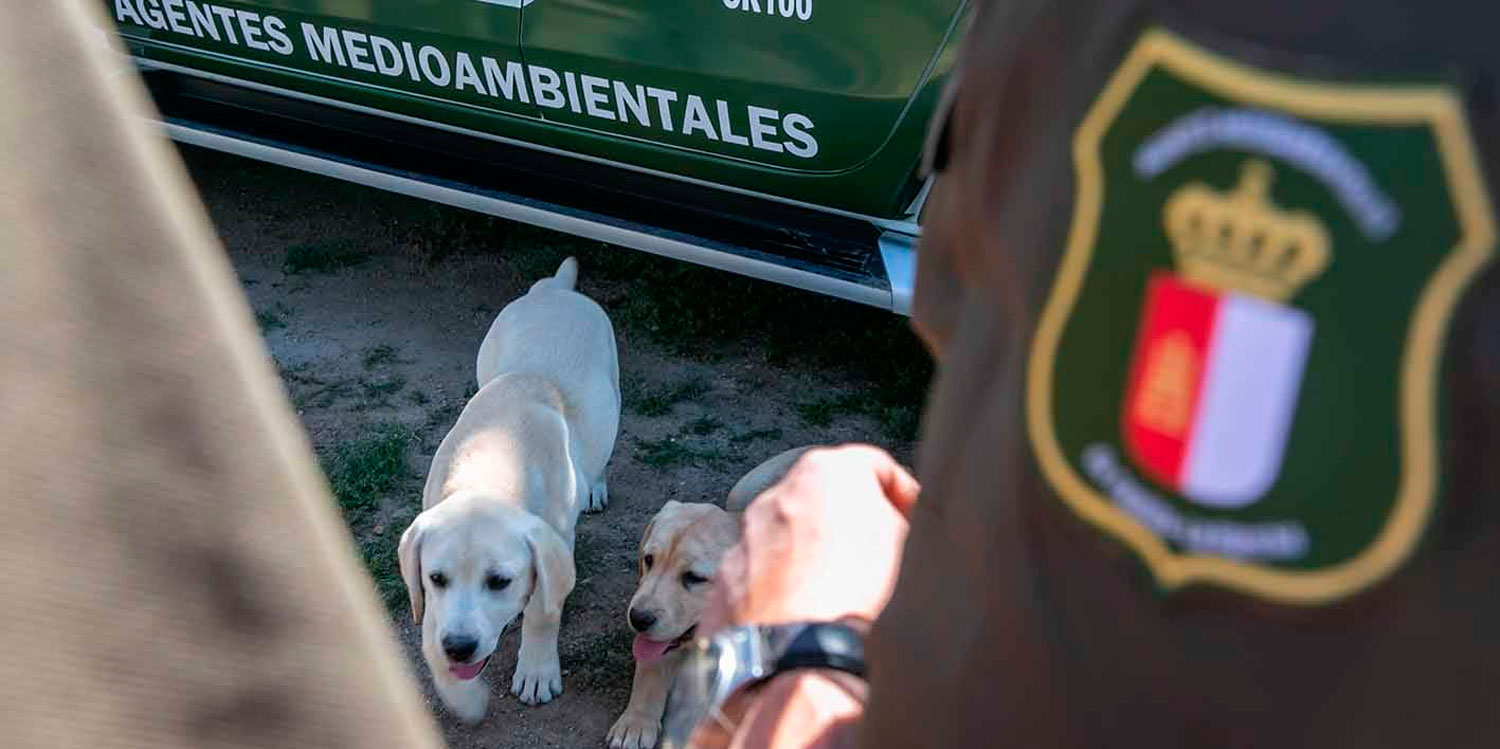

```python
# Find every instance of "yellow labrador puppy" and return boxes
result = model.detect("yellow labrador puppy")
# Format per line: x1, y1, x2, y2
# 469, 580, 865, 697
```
400, 257, 619, 723
608, 446, 814, 749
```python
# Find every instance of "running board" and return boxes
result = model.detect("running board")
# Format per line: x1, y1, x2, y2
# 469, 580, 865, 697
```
141, 72, 915, 313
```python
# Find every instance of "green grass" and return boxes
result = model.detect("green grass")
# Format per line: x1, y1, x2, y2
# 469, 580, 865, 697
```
322, 422, 414, 515
730, 427, 783, 444
255, 304, 289, 332
634, 436, 732, 469
232, 150, 932, 441
501, 235, 582, 282
275, 349, 407, 412
533, 245, 933, 442
354, 205, 934, 444
360, 374, 408, 401
571, 535, 611, 580
362, 344, 399, 369
875, 402, 922, 443
278, 365, 355, 410
627, 377, 710, 417
390, 201, 512, 264
797, 390, 922, 441
315, 422, 419, 614
361, 529, 408, 613
280, 369, 408, 412
796, 393, 865, 427
298, 382, 354, 410
283, 238, 371, 274
423, 399, 465, 431
687, 415, 722, 436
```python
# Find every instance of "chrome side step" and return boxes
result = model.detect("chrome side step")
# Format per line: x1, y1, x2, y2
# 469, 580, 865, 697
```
160, 121, 916, 314
877, 232, 918, 316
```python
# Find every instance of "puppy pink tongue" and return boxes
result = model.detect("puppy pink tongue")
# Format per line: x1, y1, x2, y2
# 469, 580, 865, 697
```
633, 635, 673, 664
449, 658, 488, 681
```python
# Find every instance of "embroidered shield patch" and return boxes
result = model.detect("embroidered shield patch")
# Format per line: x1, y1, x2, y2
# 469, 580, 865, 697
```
1027, 28, 1496, 604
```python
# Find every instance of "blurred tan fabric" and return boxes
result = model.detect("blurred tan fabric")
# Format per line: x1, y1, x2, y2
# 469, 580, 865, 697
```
0, 3, 443, 747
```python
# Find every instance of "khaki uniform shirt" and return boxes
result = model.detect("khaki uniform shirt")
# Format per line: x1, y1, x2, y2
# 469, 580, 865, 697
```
864, 1, 1500, 746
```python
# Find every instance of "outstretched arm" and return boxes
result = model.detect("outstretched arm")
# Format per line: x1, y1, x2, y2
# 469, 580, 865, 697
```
688, 446, 918, 749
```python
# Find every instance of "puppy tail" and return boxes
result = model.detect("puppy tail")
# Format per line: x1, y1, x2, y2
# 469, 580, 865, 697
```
529, 257, 579, 293
725, 445, 817, 513
551, 256, 579, 290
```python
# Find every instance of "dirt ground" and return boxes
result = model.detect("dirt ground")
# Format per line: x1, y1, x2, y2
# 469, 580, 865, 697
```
183, 144, 930, 749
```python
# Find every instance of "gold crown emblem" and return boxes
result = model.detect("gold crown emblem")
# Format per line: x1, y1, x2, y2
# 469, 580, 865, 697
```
1163, 160, 1330, 302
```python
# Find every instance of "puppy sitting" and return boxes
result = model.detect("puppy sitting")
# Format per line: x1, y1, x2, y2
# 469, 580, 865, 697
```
608, 446, 813, 749
400, 257, 619, 723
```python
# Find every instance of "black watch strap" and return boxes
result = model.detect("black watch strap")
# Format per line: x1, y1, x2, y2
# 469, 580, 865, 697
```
771, 621, 867, 680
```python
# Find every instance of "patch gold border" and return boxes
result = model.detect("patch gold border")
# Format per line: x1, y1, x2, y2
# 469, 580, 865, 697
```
1027, 28, 1496, 604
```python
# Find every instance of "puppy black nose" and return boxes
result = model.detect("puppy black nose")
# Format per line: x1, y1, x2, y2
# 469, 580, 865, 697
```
442, 635, 478, 662
628, 608, 657, 633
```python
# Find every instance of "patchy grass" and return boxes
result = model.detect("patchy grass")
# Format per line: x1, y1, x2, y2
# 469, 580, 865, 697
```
278, 366, 410, 412
255, 303, 290, 332
187, 145, 939, 748
281, 367, 356, 410
730, 427, 784, 444
504, 244, 933, 441
486, 226, 592, 282
875, 403, 922, 443
314, 415, 416, 612
283, 238, 371, 274
445, 230, 934, 440
360, 527, 408, 613
299, 382, 355, 410
363, 344, 400, 369
796, 393, 865, 428
626, 377, 710, 417
365, 208, 934, 440
389, 201, 513, 264
634, 436, 732, 470
322, 422, 415, 515
571, 536, 613, 582
687, 415, 722, 436
423, 399, 465, 433
360, 374, 408, 401
797, 390, 922, 441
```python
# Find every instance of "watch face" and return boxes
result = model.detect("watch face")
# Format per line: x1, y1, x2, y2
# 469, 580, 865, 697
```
661, 623, 867, 747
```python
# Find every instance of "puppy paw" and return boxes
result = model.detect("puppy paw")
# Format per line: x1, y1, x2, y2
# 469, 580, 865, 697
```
585, 478, 609, 513
607, 711, 661, 749
511, 648, 563, 705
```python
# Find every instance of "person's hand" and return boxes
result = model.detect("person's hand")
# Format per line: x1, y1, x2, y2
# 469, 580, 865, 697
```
700, 445, 920, 636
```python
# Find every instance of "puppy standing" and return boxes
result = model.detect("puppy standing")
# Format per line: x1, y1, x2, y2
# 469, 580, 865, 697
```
400, 257, 619, 722
608, 446, 815, 749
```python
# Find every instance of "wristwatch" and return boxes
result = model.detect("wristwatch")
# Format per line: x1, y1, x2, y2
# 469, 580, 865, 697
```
660, 621, 867, 749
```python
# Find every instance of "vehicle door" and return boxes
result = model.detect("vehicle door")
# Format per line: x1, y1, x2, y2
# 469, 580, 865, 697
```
110, 0, 538, 128
517, 0, 966, 178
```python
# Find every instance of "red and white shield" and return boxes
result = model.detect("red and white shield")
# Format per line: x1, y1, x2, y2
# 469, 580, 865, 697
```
1122, 273, 1313, 509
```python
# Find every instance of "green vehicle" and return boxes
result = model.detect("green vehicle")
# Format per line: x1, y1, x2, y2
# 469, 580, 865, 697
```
105, 0, 968, 313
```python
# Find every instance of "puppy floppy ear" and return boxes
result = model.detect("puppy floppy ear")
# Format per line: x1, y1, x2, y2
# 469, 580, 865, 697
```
638, 500, 687, 572
638, 501, 680, 555
524, 518, 576, 619
397, 513, 428, 624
